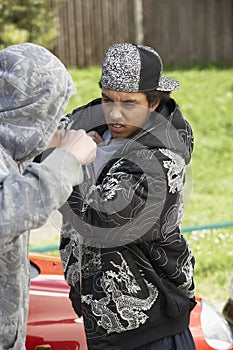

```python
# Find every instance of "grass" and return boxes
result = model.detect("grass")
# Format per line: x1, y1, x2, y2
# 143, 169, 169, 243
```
187, 228, 233, 304
30, 63, 233, 304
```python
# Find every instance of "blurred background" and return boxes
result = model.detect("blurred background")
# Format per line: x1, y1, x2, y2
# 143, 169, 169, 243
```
1, 0, 232, 66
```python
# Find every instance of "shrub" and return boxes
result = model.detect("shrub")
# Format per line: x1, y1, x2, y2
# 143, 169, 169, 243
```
0, 0, 60, 50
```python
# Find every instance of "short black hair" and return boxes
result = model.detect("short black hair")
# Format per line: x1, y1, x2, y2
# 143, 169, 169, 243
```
145, 90, 171, 107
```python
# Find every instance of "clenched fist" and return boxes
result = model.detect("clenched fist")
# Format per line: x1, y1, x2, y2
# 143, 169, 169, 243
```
57, 129, 97, 165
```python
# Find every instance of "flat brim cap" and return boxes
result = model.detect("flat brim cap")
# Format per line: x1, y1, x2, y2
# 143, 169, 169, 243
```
100, 43, 180, 93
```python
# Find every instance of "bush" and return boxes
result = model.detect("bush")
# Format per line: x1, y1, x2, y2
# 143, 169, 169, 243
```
0, 0, 60, 50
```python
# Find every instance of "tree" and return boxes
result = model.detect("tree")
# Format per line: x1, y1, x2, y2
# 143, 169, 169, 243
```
0, 0, 60, 50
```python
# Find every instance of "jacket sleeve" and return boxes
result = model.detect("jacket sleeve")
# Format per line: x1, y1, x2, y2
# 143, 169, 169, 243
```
0, 149, 83, 246
141, 149, 195, 299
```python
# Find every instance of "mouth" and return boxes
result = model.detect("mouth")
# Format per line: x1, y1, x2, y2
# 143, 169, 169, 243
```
109, 123, 125, 133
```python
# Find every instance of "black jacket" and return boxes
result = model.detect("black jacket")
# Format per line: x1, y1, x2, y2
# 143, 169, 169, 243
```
59, 98, 196, 350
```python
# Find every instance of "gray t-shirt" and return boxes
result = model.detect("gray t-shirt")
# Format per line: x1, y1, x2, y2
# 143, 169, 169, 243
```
93, 129, 127, 178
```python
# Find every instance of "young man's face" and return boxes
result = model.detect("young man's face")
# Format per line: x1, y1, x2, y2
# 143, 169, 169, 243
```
101, 87, 159, 139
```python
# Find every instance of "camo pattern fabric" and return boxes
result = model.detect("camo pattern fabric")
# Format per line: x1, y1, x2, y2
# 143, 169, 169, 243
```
0, 43, 75, 350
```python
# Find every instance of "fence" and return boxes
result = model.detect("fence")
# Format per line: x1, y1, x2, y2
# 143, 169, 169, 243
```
55, 0, 135, 67
54, 0, 233, 67
143, 0, 233, 63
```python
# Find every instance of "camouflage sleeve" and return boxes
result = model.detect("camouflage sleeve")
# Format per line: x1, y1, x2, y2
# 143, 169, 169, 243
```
0, 149, 82, 248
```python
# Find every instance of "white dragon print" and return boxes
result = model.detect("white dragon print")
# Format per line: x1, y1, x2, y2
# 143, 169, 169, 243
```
82, 252, 158, 334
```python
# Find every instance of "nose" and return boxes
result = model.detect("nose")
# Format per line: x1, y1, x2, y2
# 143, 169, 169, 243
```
109, 106, 123, 121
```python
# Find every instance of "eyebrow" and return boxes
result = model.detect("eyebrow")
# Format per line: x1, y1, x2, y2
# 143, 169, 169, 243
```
101, 92, 137, 103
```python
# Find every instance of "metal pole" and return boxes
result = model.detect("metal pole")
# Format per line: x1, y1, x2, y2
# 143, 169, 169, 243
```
134, 0, 144, 45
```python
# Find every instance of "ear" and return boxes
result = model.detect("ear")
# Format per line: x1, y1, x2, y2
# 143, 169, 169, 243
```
149, 100, 160, 112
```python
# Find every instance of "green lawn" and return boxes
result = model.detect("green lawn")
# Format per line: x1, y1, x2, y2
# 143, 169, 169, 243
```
30, 64, 233, 304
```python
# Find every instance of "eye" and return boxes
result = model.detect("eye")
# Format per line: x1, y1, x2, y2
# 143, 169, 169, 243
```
123, 102, 136, 109
102, 96, 111, 104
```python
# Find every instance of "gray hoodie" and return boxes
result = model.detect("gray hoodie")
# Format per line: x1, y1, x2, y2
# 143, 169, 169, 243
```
0, 43, 82, 349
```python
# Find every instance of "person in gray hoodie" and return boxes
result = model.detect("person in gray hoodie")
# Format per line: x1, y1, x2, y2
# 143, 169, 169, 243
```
0, 42, 96, 350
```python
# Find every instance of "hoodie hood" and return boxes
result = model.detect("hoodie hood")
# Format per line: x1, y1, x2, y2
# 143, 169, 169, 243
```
138, 98, 194, 164
0, 43, 75, 161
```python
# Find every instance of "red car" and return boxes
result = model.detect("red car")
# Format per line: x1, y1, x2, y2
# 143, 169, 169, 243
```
26, 253, 233, 350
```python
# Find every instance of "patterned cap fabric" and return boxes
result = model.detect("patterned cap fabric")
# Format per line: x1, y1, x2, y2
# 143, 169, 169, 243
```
100, 43, 180, 92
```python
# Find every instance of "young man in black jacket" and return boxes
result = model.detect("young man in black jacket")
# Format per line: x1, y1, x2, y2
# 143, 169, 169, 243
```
59, 43, 196, 350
